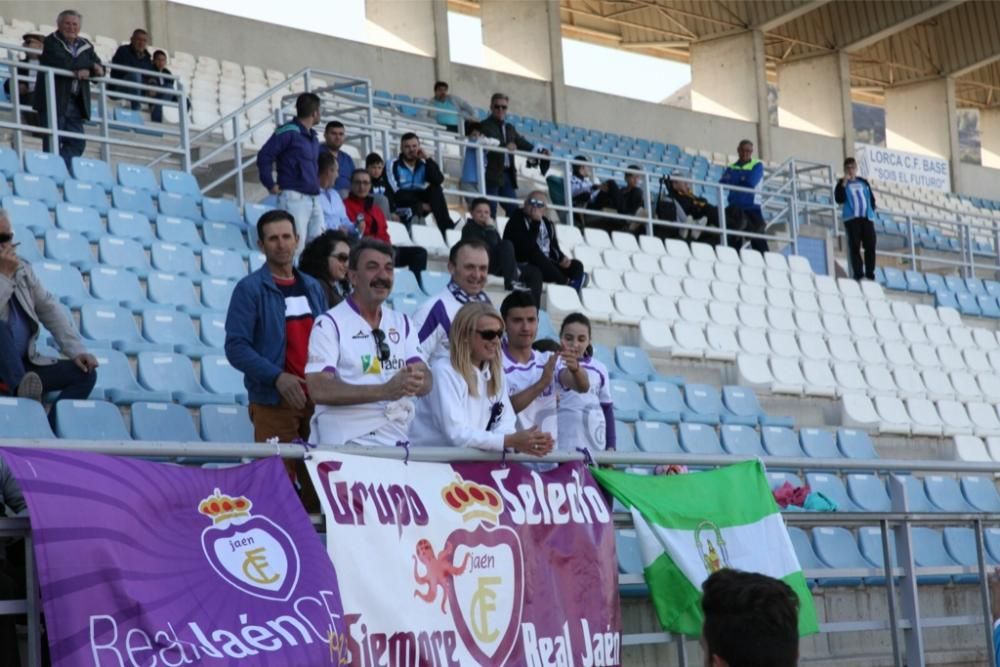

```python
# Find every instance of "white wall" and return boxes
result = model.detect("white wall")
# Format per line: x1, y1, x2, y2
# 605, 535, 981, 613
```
957, 163, 1000, 201
770, 126, 843, 167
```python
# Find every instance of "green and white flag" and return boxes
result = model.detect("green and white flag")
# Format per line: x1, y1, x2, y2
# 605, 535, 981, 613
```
593, 460, 818, 637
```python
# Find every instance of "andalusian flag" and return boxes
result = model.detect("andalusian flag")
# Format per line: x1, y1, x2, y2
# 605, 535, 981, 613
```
593, 460, 818, 637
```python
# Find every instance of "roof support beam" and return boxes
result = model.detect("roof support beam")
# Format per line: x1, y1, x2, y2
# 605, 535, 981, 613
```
842, 0, 963, 53
754, 0, 833, 32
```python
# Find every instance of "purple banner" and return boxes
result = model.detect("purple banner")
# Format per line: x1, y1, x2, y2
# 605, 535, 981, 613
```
307, 453, 622, 666
0, 448, 347, 666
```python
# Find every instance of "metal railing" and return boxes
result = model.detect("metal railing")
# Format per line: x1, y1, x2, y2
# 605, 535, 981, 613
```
1, 440, 997, 667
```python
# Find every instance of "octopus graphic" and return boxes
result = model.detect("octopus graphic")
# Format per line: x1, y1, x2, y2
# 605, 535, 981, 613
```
412, 538, 470, 613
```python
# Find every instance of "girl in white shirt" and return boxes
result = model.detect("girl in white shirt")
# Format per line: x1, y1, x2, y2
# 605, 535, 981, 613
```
410, 302, 555, 456
557, 313, 616, 451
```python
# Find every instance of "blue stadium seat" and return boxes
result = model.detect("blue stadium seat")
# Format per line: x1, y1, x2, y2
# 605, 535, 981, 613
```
0, 397, 55, 439
3, 195, 52, 237
985, 529, 1000, 563
54, 203, 103, 240
112, 186, 157, 219
32, 261, 92, 308
986, 281, 1000, 299
722, 385, 794, 427
923, 475, 976, 512
847, 473, 891, 512
136, 352, 234, 406
113, 107, 153, 132
0, 147, 21, 178
923, 273, 945, 294
43, 229, 93, 271
63, 178, 109, 214
244, 202, 274, 228
155, 215, 203, 248
393, 269, 422, 298
799, 428, 840, 458
199, 312, 227, 349
944, 275, 968, 293
161, 169, 202, 202
761, 426, 806, 457
392, 294, 424, 317
0, 178, 9, 199
12, 231, 42, 263
150, 242, 200, 278
641, 381, 683, 423
536, 309, 558, 341
881, 267, 907, 291
912, 527, 971, 584
98, 236, 151, 277
804, 473, 861, 511
943, 527, 999, 574
53, 399, 131, 440
965, 277, 987, 295
785, 527, 825, 587
14, 173, 60, 209
117, 163, 159, 194
24, 149, 69, 186
719, 424, 765, 457
131, 401, 202, 441
685, 384, 753, 426
933, 290, 960, 311
201, 405, 253, 442
976, 296, 1000, 318
202, 196, 242, 225
107, 209, 154, 247
857, 526, 912, 581
634, 421, 681, 454
201, 247, 246, 280
592, 344, 616, 373
72, 157, 114, 191
767, 471, 803, 490
203, 221, 249, 254
93, 349, 172, 405
615, 529, 645, 593
199, 356, 247, 401
420, 270, 449, 295
614, 346, 677, 383
142, 309, 215, 358
608, 379, 644, 422
810, 527, 877, 586
159, 192, 203, 222
677, 423, 723, 455
147, 272, 205, 314
614, 420, 637, 452
836, 428, 878, 459
80, 303, 167, 354
893, 475, 939, 512
960, 476, 1000, 512
954, 291, 982, 317
201, 278, 236, 311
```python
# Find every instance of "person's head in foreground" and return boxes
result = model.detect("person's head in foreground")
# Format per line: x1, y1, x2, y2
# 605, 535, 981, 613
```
449, 302, 505, 397
701, 568, 799, 667
559, 312, 593, 360
448, 240, 489, 297
843, 157, 858, 179
523, 191, 548, 222
348, 238, 395, 307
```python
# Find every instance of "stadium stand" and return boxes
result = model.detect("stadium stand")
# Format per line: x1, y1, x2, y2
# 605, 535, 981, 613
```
3, 7, 1000, 665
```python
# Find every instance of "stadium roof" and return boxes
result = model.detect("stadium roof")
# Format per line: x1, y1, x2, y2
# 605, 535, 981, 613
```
451, 0, 1000, 108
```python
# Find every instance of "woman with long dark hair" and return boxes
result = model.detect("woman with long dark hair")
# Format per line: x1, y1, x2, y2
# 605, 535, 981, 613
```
298, 229, 352, 307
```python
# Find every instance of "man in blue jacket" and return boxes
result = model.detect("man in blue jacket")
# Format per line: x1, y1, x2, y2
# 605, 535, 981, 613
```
256, 93, 323, 259
834, 157, 878, 281
225, 210, 327, 506
719, 139, 768, 252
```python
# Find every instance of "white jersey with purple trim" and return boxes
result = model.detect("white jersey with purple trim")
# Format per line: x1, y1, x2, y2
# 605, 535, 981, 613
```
502, 347, 559, 441
556, 357, 613, 451
305, 297, 424, 446
412, 287, 492, 364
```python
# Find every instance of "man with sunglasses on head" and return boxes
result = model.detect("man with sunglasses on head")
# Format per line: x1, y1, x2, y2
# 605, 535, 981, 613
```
0, 209, 99, 406
413, 239, 493, 365
306, 238, 431, 446
225, 209, 328, 507
503, 192, 587, 290
479, 92, 549, 217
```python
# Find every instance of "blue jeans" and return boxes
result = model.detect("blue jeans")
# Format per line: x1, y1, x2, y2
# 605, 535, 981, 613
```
486, 171, 518, 218
0, 320, 96, 402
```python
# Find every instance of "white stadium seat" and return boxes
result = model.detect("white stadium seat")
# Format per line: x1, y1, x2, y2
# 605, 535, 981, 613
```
875, 320, 902, 343
623, 272, 655, 295
766, 288, 794, 309
921, 369, 956, 399
884, 343, 915, 368
603, 249, 633, 272
792, 291, 820, 312
764, 252, 788, 272
788, 255, 812, 274
672, 321, 708, 359
633, 253, 662, 274
639, 319, 675, 353
646, 296, 679, 322
949, 327, 975, 349
740, 266, 767, 288
736, 354, 773, 391
715, 263, 742, 285
973, 328, 998, 350
653, 274, 684, 299
682, 277, 712, 301
837, 278, 863, 299
949, 371, 982, 401
660, 256, 688, 279
915, 304, 940, 325
843, 297, 868, 318
767, 331, 801, 358
592, 268, 624, 292
822, 314, 851, 338
863, 366, 897, 396
614, 293, 648, 323
841, 393, 880, 431
638, 235, 665, 256
678, 298, 710, 324
544, 284, 583, 319
937, 400, 974, 436
892, 367, 926, 398
740, 249, 765, 268
705, 325, 739, 361
789, 272, 815, 293
795, 310, 825, 336
925, 324, 951, 347
767, 307, 797, 333
801, 360, 838, 397
765, 269, 791, 290
709, 302, 740, 328
954, 434, 992, 462
739, 283, 768, 307
798, 333, 830, 361
892, 301, 918, 323
690, 242, 716, 262
873, 396, 912, 435
967, 403, 1000, 437
580, 288, 615, 323
737, 303, 768, 329
905, 398, 944, 436
664, 239, 692, 260
738, 329, 771, 355
584, 228, 612, 249
715, 246, 740, 265
828, 337, 860, 364
711, 281, 740, 304
769, 356, 805, 395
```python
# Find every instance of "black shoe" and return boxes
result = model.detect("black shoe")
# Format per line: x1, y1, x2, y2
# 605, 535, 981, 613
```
15, 372, 43, 403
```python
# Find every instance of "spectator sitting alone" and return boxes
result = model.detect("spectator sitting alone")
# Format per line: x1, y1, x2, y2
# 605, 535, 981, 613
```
298, 229, 352, 308
409, 302, 554, 456
461, 197, 542, 305
0, 208, 99, 407
388, 132, 453, 234
110, 28, 152, 109
719, 139, 768, 253
502, 191, 586, 290
701, 568, 800, 667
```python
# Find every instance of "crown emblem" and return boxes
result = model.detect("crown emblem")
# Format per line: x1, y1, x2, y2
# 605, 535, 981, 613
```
199, 488, 252, 524
441, 477, 503, 523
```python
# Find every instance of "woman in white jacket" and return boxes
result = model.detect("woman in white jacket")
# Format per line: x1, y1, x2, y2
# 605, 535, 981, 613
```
410, 302, 554, 456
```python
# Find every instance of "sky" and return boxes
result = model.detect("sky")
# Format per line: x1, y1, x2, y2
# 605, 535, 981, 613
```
169, 0, 691, 104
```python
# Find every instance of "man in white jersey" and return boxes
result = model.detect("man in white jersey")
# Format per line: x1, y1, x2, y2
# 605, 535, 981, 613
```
499, 291, 588, 441
305, 238, 431, 446
413, 239, 491, 363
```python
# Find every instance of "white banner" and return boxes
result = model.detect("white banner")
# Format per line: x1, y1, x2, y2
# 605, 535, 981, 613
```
855, 143, 950, 192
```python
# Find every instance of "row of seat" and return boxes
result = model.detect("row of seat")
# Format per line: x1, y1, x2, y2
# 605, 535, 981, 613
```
2, 398, 251, 443
876, 265, 1000, 297
840, 393, 1000, 437
608, 379, 793, 427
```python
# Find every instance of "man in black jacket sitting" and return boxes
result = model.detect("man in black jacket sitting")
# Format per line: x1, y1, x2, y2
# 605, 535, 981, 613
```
389, 132, 452, 233
36, 10, 104, 168
502, 191, 586, 291
461, 198, 542, 305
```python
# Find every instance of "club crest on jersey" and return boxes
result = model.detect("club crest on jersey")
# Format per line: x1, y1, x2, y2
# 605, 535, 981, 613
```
388, 328, 401, 344
361, 354, 382, 375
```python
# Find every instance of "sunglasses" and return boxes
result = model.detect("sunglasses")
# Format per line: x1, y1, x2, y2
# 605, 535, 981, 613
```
330, 253, 350, 262
476, 329, 504, 341
371, 328, 391, 364
0, 233, 12, 244
528, 199, 546, 208
492, 105, 508, 110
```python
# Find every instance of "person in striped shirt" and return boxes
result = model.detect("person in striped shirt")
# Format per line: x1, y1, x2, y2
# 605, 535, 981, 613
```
834, 157, 877, 281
